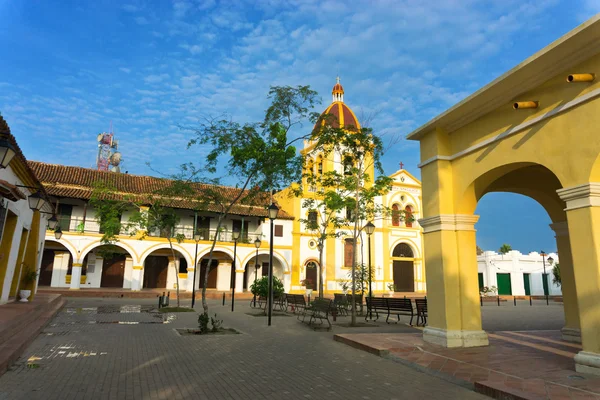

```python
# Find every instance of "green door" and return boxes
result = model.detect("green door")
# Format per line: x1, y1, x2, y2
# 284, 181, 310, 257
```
478, 273, 484, 290
542, 273, 549, 296
523, 273, 531, 295
496, 273, 512, 295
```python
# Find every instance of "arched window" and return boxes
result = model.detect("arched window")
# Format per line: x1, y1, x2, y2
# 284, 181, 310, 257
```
391, 204, 400, 227
393, 243, 414, 258
405, 205, 413, 228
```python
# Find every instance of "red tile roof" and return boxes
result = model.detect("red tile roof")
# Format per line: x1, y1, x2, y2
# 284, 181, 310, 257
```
28, 161, 294, 219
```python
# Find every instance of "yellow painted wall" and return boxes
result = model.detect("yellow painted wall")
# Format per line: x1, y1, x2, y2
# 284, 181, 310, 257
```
0, 211, 18, 299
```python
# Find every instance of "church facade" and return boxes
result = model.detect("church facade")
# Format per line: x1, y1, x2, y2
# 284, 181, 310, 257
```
276, 80, 425, 295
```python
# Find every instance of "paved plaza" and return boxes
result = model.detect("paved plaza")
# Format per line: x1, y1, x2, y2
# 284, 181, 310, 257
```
0, 297, 566, 400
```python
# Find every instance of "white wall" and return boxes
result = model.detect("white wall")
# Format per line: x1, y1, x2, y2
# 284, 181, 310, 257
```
478, 250, 560, 296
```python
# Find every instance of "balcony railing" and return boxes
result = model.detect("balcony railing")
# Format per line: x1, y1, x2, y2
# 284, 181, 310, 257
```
53, 217, 261, 243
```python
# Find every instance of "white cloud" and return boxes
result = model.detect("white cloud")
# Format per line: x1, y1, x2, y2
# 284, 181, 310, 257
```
119, 67, 132, 74
135, 16, 149, 25
144, 74, 170, 84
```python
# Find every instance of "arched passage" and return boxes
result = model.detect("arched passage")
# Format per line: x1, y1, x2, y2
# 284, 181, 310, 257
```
39, 240, 74, 287
242, 251, 288, 291
392, 243, 415, 292
142, 248, 188, 289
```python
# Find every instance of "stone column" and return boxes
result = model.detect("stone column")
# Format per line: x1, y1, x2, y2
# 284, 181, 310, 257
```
70, 263, 82, 290
131, 266, 143, 291
549, 221, 581, 343
216, 261, 232, 291
558, 183, 600, 374
186, 267, 196, 292
419, 214, 488, 348
235, 270, 244, 293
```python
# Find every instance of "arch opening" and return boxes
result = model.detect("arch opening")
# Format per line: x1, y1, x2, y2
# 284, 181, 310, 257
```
242, 252, 285, 291
392, 242, 415, 292
143, 248, 188, 289
39, 240, 73, 287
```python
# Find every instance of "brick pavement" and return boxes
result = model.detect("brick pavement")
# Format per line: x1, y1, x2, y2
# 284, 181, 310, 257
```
0, 298, 486, 400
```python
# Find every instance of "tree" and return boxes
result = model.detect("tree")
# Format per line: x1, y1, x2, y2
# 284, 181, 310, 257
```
552, 263, 561, 287
499, 244, 512, 255
302, 119, 393, 326
185, 85, 320, 317
89, 182, 187, 307
476, 245, 483, 256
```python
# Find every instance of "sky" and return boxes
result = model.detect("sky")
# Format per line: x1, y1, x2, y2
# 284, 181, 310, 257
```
1, 0, 599, 253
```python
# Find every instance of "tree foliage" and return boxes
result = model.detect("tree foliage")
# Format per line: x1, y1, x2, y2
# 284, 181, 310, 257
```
552, 263, 561, 287
499, 244, 512, 255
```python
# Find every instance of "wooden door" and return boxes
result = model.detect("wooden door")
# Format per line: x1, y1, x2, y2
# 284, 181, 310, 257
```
38, 250, 55, 286
199, 259, 218, 289
101, 255, 126, 288
305, 263, 318, 290
143, 256, 168, 288
393, 260, 414, 292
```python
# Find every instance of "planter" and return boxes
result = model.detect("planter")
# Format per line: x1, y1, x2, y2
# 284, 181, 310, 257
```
305, 289, 313, 296
19, 289, 31, 302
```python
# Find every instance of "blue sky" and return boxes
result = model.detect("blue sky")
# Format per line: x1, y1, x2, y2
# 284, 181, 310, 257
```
1, 1, 599, 253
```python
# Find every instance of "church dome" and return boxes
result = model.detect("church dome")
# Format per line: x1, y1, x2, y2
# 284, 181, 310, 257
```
314, 77, 361, 131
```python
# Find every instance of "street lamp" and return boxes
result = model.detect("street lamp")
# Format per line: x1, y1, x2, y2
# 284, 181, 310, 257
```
267, 202, 279, 326
541, 251, 549, 305
364, 221, 375, 320
54, 225, 63, 240
253, 237, 261, 308
28, 190, 46, 211
191, 231, 201, 308
47, 215, 58, 230
0, 137, 16, 169
231, 230, 240, 312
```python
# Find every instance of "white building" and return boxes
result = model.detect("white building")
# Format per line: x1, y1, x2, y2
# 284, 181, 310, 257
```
478, 250, 561, 296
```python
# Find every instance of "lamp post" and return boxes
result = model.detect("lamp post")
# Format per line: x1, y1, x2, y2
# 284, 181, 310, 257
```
253, 237, 261, 308
54, 226, 63, 240
541, 251, 549, 305
47, 215, 58, 230
28, 190, 46, 211
267, 202, 279, 326
231, 230, 240, 312
191, 232, 201, 308
364, 222, 375, 320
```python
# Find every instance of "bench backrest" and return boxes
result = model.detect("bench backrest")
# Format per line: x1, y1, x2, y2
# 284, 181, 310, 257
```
367, 296, 388, 307
311, 298, 332, 313
415, 298, 427, 313
286, 293, 306, 305
387, 298, 413, 311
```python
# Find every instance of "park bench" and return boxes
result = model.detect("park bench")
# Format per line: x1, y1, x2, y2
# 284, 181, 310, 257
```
333, 293, 349, 316
301, 297, 333, 330
346, 293, 363, 313
285, 293, 307, 315
415, 298, 427, 326
365, 296, 388, 321
386, 298, 415, 325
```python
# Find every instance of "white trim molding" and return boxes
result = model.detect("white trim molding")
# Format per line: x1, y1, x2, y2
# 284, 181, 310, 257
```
419, 214, 480, 233
575, 351, 600, 375
557, 183, 600, 211
418, 88, 600, 168
423, 326, 489, 348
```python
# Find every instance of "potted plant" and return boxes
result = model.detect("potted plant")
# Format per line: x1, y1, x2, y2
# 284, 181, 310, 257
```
301, 278, 314, 296
19, 265, 38, 302
387, 283, 396, 297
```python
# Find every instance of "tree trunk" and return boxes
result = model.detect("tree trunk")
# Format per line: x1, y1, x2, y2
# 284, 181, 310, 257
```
167, 237, 181, 308
318, 239, 324, 298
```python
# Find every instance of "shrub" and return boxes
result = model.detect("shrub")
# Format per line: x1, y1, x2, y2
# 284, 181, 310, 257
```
250, 276, 284, 298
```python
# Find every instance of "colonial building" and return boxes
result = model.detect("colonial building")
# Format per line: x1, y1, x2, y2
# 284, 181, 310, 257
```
30, 161, 295, 293
478, 251, 560, 296
276, 79, 425, 295
0, 116, 51, 304
30, 79, 424, 296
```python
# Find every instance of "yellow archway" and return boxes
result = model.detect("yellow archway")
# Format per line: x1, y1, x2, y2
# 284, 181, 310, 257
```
407, 17, 600, 374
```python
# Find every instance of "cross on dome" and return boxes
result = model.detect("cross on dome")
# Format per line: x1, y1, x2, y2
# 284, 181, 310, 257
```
332, 77, 344, 103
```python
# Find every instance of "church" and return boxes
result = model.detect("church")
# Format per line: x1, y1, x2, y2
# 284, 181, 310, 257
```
276, 79, 425, 295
